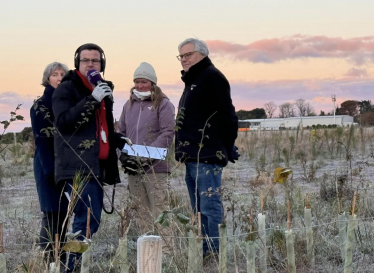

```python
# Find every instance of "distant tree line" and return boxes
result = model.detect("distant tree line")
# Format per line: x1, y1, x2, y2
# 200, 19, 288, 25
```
236, 108, 266, 120
320, 100, 374, 125
236, 99, 374, 126
277, 99, 316, 118
336, 100, 374, 125
0, 127, 32, 144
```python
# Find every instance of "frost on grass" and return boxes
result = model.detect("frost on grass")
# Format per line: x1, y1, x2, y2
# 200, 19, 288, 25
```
1, 127, 374, 272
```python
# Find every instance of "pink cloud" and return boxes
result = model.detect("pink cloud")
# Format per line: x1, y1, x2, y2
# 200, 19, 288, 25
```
344, 68, 368, 78
207, 35, 374, 65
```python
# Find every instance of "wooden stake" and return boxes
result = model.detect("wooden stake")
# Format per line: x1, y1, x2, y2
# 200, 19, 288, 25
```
351, 191, 357, 215
260, 190, 264, 214
191, 213, 195, 226
336, 176, 341, 214
305, 194, 311, 209
55, 234, 59, 266
137, 236, 162, 273
13, 132, 17, 159
198, 212, 202, 237
287, 200, 291, 230
249, 208, 253, 233
86, 208, 91, 238
121, 208, 126, 238
218, 224, 228, 273
0, 223, 4, 253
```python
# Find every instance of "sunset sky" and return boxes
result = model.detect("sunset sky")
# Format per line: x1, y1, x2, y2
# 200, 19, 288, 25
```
1, 0, 373, 132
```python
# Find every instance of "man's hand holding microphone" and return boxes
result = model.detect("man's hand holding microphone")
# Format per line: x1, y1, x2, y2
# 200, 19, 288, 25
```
92, 83, 112, 102
88, 70, 113, 102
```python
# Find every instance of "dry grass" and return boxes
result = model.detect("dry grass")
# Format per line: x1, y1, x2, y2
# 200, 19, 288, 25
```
1, 127, 374, 272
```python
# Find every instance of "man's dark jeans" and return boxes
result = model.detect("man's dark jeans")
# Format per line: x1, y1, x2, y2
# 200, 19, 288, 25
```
185, 162, 223, 254
65, 178, 104, 272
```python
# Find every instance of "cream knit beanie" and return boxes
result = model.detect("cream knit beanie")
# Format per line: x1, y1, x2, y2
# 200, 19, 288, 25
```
133, 62, 157, 84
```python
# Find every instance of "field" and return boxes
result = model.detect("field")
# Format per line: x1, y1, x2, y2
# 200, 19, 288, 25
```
1, 126, 374, 272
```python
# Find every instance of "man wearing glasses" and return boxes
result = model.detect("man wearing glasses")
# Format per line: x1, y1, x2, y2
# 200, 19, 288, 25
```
52, 43, 121, 272
175, 38, 239, 257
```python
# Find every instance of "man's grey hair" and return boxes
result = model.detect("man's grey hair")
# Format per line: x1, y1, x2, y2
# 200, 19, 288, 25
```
178, 38, 209, 56
41, 62, 69, 87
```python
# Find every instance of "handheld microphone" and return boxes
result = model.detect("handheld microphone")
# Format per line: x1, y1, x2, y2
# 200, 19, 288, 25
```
87, 69, 104, 85
87, 69, 113, 101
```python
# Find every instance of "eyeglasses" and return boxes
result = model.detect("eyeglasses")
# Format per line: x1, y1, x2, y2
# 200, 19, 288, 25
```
176, 51, 197, 61
80, 58, 101, 65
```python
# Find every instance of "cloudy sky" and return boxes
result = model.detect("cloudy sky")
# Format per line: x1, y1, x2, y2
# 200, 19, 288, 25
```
1, 0, 373, 132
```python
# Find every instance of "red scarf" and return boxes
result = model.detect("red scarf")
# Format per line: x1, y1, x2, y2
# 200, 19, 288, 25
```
77, 70, 109, 160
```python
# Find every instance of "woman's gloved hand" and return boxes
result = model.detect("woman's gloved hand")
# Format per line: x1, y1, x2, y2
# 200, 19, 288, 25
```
119, 153, 143, 175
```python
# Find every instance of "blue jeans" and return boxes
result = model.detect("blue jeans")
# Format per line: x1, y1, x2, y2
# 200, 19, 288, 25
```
185, 162, 223, 254
65, 178, 104, 272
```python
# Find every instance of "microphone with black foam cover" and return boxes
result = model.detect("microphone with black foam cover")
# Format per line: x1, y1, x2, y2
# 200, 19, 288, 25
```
87, 69, 113, 101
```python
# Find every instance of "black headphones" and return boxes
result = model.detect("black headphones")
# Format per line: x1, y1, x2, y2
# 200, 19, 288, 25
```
74, 43, 106, 72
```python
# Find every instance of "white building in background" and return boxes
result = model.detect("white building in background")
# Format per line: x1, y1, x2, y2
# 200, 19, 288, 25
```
239, 115, 354, 130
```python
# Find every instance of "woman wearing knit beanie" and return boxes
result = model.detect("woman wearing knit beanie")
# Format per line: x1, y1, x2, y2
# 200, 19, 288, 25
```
118, 62, 175, 253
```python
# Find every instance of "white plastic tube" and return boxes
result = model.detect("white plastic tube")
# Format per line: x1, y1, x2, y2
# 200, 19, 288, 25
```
187, 230, 202, 273
219, 224, 227, 273
49, 262, 60, 273
344, 214, 356, 273
0, 253, 7, 273
304, 207, 314, 266
258, 213, 267, 273
285, 230, 296, 273
338, 212, 347, 262
246, 240, 255, 273
118, 237, 129, 273
81, 243, 92, 273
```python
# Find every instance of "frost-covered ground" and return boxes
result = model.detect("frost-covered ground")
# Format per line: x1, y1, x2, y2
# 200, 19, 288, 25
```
1, 127, 374, 272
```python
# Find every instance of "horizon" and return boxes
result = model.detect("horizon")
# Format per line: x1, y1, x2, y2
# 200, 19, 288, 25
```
1, 0, 373, 132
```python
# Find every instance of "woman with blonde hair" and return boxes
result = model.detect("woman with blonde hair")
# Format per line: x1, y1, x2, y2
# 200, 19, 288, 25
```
118, 62, 175, 250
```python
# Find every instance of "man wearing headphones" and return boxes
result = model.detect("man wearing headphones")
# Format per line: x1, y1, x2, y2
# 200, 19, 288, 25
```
52, 43, 121, 272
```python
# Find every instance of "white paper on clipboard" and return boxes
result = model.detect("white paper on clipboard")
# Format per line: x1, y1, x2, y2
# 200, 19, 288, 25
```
122, 144, 168, 160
